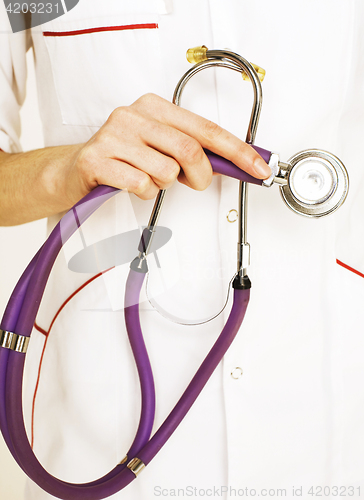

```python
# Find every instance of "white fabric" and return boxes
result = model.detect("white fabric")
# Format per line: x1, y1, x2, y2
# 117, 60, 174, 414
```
1, 0, 364, 498
0, 8, 30, 152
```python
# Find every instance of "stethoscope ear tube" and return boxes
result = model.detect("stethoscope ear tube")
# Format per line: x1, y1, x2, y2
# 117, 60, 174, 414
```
0, 181, 251, 499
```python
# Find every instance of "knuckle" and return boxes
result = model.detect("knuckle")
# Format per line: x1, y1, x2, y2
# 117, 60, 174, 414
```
108, 106, 142, 128
160, 159, 180, 185
108, 106, 145, 133
132, 174, 151, 196
109, 106, 127, 121
114, 105, 136, 121
234, 142, 253, 164
93, 128, 114, 149
133, 93, 159, 109
76, 145, 93, 172
138, 185, 159, 201
141, 92, 158, 103
177, 137, 203, 164
201, 120, 223, 141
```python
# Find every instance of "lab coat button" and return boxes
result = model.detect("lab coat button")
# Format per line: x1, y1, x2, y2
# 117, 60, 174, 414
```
226, 209, 238, 223
231, 367, 243, 379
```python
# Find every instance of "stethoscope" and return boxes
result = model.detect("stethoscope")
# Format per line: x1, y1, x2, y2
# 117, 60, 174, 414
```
0, 47, 349, 499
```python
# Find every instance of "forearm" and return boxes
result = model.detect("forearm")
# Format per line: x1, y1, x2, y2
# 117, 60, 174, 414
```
0, 144, 83, 226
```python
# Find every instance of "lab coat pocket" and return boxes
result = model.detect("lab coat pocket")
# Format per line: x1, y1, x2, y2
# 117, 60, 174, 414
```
41, 13, 167, 127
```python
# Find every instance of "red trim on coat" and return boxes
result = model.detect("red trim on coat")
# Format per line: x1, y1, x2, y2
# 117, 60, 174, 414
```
336, 259, 364, 279
43, 23, 158, 37
33, 324, 47, 336
31, 267, 114, 449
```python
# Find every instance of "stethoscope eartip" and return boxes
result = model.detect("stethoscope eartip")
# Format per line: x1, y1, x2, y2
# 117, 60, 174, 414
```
280, 149, 349, 218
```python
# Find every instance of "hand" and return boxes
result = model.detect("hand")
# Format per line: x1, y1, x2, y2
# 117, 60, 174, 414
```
67, 93, 271, 203
0, 93, 272, 225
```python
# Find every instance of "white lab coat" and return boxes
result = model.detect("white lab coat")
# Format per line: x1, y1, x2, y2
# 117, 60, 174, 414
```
1, 1, 364, 499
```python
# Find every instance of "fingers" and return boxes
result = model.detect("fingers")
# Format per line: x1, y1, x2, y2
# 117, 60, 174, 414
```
133, 119, 213, 190
76, 148, 160, 200
75, 93, 271, 203
132, 94, 271, 179
106, 143, 181, 190
99, 160, 161, 200
97, 106, 213, 191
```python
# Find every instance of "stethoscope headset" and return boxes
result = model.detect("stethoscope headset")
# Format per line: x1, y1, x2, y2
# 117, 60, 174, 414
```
0, 47, 349, 499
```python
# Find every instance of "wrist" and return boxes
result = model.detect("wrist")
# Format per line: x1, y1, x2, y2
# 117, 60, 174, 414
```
41, 143, 85, 213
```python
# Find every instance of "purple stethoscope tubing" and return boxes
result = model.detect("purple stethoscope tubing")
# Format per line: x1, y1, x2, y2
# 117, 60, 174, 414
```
0, 149, 266, 499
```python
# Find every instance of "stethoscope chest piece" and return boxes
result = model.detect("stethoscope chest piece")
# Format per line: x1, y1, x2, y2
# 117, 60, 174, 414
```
280, 149, 349, 218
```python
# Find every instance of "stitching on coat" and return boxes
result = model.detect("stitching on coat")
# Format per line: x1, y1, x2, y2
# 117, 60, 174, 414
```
336, 259, 364, 279
43, 24, 159, 37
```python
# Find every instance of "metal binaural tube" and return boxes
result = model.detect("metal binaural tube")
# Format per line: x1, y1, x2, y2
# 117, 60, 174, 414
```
141, 47, 265, 270
207, 50, 263, 282
204, 49, 263, 144
173, 49, 264, 284
173, 60, 246, 104
173, 50, 263, 144
237, 182, 250, 280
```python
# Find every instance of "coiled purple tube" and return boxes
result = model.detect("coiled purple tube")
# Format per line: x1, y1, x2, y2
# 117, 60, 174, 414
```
0, 149, 258, 499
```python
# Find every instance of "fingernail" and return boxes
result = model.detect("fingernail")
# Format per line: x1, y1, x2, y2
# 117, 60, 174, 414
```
253, 157, 271, 178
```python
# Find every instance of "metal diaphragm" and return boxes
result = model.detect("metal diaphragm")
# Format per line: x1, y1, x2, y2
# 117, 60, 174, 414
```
280, 149, 349, 217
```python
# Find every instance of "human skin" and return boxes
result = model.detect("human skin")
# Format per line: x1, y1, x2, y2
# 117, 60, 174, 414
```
0, 93, 271, 226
